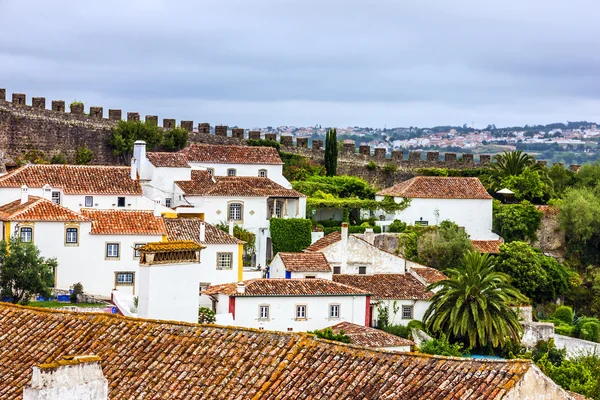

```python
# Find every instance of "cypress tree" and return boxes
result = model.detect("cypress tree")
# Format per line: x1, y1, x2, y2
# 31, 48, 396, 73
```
325, 127, 338, 176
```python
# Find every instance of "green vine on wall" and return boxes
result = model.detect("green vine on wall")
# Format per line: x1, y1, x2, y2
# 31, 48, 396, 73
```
270, 218, 312, 254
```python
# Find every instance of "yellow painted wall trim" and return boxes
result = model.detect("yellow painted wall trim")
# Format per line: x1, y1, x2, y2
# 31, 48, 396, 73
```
237, 243, 243, 281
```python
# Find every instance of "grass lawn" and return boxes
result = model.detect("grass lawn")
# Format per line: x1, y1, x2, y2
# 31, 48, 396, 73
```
28, 301, 107, 308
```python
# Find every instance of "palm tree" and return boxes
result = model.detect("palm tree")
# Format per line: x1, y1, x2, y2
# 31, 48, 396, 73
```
486, 150, 552, 194
423, 251, 527, 349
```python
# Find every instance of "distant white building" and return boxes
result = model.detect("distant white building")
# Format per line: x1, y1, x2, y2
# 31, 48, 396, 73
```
269, 252, 332, 280
376, 176, 499, 240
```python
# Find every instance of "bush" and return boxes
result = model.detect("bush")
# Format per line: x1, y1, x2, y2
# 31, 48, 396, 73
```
419, 334, 466, 357
50, 153, 67, 164
383, 324, 410, 339
198, 307, 216, 324
492, 200, 543, 243
70, 282, 84, 304
552, 306, 574, 325
366, 161, 377, 171
247, 139, 280, 152
388, 219, 407, 233
75, 146, 94, 165
574, 317, 600, 339
407, 320, 425, 332
383, 162, 398, 173
373, 225, 382, 233
309, 327, 351, 343
554, 323, 575, 337
580, 321, 600, 342
270, 218, 312, 254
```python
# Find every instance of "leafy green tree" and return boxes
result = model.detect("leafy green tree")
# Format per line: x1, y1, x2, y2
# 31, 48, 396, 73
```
423, 251, 527, 348
308, 327, 351, 343
419, 334, 467, 357
388, 219, 407, 233
551, 306, 573, 325
162, 127, 189, 151
50, 153, 67, 164
493, 200, 542, 242
109, 120, 162, 163
537, 351, 600, 399
324, 128, 338, 176
418, 220, 473, 271
0, 238, 56, 304
75, 146, 94, 165
548, 163, 576, 197
293, 175, 376, 199
498, 167, 547, 202
495, 242, 569, 303
574, 162, 600, 189
198, 306, 216, 324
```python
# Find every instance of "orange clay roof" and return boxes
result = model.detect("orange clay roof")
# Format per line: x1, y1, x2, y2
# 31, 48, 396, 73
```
176, 170, 305, 197
80, 209, 167, 235
146, 152, 190, 168
204, 278, 370, 297
138, 240, 204, 252
0, 196, 89, 222
377, 176, 492, 199
304, 231, 342, 252
411, 266, 448, 284
164, 217, 244, 245
328, 321, 414, 349
0, 164, 142, 195
472, 239, 503, 254
277, 252, 332, 272
0, 303, 535, 399
333, 274, 434, 300
182, 143, 283, 165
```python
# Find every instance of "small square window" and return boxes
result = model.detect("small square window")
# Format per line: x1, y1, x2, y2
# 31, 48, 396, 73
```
259, 169, 267, 178
295, 305, 307, 320
227, 168, 236, 177
207, 168, 214, 176
259, 305, 269, 320
329, 304, 340, 319
20, 227, 33, 243
85, 196, 93, 207
134, 243, 145, 258
51, 191, 61, 205
402, 305, 414, 320
165, 198, 172, 208
333, 266, 341, 274
358, 266, 367, 275
115, 272, 134, 286
217, 253, 233, 269
117, 197, 126, 207
65, 227, 78, 244
106, 243, 120, 258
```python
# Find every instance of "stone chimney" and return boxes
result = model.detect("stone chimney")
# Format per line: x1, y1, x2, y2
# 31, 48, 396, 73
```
42, 184, 52, 201
23, 355, 108, 400
199, 221, 206, 243
21, 185, 28, 204
132, 140, 147, 179
364, 228, 375, 245
237, 281, 245, 294
341, 223, 348, 273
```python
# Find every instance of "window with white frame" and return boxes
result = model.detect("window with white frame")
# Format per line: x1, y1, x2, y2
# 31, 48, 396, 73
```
259, 305, 270, 320
51, 191, 61, 205
269, 202, 282, 218
295, 305, 307, 320
115, 272, 134, 286
133, 243, 145, 258
217, 253, 233, 270
65, 228, 78, 244
258, 169, 267, 178
227, 168, 236, 176
402, 305, 414, 320
165, 198, 172, 208
85, 196, 93, 207
228, 203, 242, 221
20, 227, 33, 242
106, 243, 120, 258
329, 304, 340, 319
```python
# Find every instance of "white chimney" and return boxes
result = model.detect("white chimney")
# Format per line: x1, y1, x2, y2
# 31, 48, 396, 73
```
341, 223, 349, 273
20, 185, 28, 204
42, 184, 52, 201
228, 219, 234, 236
133, 140, 146, 179
364, 228, 375, 245
199, 221, 206, 243
153, 198, 161, 217
23, 355, 108, 400
237, 281, 245, 294
130, 157, 137, 180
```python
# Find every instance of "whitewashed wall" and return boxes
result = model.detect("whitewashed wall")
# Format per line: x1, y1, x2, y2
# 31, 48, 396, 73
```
370, 299, 430, 326
200, 243, 240, 285
141, 165, 191, 207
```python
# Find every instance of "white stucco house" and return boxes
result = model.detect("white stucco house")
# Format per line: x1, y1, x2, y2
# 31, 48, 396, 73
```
204, 278, 370, 332
269, 252, 332, 279
375, 176, 499, 240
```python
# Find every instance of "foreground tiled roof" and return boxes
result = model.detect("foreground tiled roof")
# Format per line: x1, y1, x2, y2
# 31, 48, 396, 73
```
0, 164, 142, 195
377, 176, 492, 199
328, 322, 414, 349
0, 303, 543, 399
304, 231, 341, 252
472, 239, 503, 254
0, 197, 88, 222
176, 170, 305, 197
146, 152, 190, 168
182, 143, 283, 165
164, 217, 244, 245
411, 266, 448, 285
333, 274, 434, 300
278, 252, 332, 272
80, 209, 167, 235
204, 278, 370, 297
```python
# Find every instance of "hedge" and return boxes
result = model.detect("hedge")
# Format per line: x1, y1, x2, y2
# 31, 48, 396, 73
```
270, 218, 312, 254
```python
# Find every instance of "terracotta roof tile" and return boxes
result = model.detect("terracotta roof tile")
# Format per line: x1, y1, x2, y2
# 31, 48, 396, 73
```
182, 143, 283, 165
278, 252, 332, 272
0, 196, 88, 222
304, 231, 341, 252
328, 322, 414, 349
164, 217, 244, 245
0, 303, 538, 399
472, 239, 503, 254
204, 278, 370, 297
411, 266, 448, 285
333, 274, 434, 300
176, 170, 305, 197
139, 240, 203, 252
146, 152, 190, 168
80, 209, 167, 235
0, 164, 142, 195
377, 176, 492, 199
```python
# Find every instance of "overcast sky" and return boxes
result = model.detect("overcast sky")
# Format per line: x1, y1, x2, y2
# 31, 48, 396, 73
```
1, 0, 599, 128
